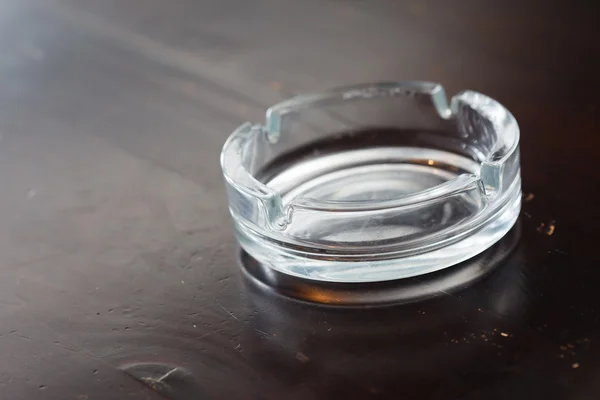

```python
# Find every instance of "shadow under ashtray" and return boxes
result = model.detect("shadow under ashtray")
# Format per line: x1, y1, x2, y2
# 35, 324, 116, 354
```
240, 221, 521, 306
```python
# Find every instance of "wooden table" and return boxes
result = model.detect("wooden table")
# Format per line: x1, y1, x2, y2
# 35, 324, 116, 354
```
0, 1, 598, 399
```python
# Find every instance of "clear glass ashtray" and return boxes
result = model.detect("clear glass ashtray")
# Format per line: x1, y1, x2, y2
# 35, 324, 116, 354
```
221, 82, 521, 283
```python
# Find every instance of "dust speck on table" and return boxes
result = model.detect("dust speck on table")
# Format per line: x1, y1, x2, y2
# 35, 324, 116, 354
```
523, 193, 535, 202
537, 220, 556, 236
296, 352, 309, 363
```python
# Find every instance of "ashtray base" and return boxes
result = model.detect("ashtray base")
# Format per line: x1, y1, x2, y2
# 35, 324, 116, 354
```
235, 146, 521, 283
235, 192, 519, 282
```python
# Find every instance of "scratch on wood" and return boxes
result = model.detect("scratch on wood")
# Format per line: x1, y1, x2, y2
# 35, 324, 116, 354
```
10, 331, 32, 341
254, 328, 270, 338
219, 305, 239, 321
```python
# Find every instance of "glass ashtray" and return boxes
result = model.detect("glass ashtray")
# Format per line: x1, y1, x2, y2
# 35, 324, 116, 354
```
221, 81, 521, 283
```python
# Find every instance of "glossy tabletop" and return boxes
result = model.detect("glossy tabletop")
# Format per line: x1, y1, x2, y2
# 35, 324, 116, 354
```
0, 1, 598, 399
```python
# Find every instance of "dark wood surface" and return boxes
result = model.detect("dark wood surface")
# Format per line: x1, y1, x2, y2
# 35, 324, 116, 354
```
0, 1, 599, 399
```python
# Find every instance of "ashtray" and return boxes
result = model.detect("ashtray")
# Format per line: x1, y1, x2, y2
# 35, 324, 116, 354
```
221, 81, 521, 283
